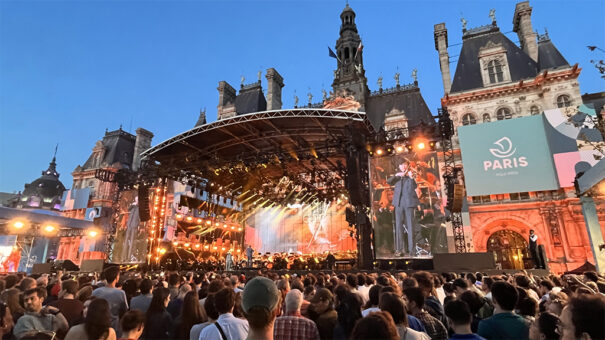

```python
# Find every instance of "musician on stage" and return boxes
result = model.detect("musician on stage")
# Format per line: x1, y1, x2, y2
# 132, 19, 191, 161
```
225, 251, 234, 271
387, 158, 420, 256
326, 251, 336, 270
246, 245, 254, 268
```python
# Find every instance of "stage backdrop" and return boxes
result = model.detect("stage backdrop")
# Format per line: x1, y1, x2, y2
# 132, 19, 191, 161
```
370, 150, 448, 259
245, 200, 356, 254
112, 190, 149, 263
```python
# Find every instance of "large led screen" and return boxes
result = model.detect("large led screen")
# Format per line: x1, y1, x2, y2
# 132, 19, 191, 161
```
458, 115, 560, 196
370, 151, 448, 258
245, 200, 356, 255
112, 190, 150, 263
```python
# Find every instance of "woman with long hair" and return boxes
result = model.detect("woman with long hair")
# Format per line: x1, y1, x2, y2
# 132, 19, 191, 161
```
64, 298, 116, 340
174, 291, 206, 340
0, 288, 24, 323
142, 287, 172, 340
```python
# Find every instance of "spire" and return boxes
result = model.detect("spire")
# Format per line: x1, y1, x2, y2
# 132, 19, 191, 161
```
195, 108, 207, 127
44, 144, 59, 178
331, 3, 368, 107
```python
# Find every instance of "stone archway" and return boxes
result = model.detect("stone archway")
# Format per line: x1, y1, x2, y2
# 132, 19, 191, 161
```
487, 230, 529, 270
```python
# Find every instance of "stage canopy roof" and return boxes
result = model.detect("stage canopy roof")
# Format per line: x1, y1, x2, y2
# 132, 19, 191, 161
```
141, 109, 373, 204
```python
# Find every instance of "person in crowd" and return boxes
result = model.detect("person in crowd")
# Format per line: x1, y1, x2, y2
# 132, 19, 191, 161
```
241, 276, 281, 340
118, 310, 145, 340
92, 267, 128, 332
477, 281, 529, 340
544, 291, 568, 316
379, 292, 429, 340
515, 275, 540, 302
1, 301, 15, 340
230, 275, 243, 294
332, 288, 361, 340
167, 284, 191, 319
142, 287, 172, 340
412, 272, 447, 327
444, 300, 485, 340
276, 279, 290, 314
130, 279, 153, 313
528, 312, 559, 340
18, 278, 36, 292
64, 298, 116, 340
307, 288, 337, 340
168, 274, 181, 300
1, 288, 25, 323
273, 289, 319, 340
49, 280, 84, 327
349, 311, 399, 340
190, 294, 218, 340
558, 294, 605, 340
538, 280, 555, 303
361, 285, 381, 317
452, 278, 469, 296
403, 287, 447, 340
356, 274, 370, 305
174, 291, 205, 340
200, 287, 248, 340
13, 287, 69, 339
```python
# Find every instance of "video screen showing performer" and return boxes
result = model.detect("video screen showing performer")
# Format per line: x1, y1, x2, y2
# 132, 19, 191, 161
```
370, 150, 448, 258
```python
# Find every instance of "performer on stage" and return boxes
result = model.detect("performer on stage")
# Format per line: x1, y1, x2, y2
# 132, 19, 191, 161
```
246, 245, 254, 268
225, 251, 234, 271
529, 229, 544, 269
387, 158, 420, 256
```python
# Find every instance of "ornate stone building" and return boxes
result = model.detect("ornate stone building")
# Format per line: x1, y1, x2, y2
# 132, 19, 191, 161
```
434, 1, 603, 272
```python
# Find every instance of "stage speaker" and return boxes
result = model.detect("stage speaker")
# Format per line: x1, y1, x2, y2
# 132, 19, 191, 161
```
80, 259, 105, 273
54, 260, 80, 272
138, 185, 151, 222
451, 184, 464, 213
433, 253, 495, 272
31, 263, 52, 274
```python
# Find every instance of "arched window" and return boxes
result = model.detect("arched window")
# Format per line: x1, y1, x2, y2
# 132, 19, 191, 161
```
557, 94, 572, 108
488, 60, 504, 83
344, 47, 350, 60
462, 114, 476, 126
483, 113, 491, 123
530, 106, 540, 115
496, 107, 512, 120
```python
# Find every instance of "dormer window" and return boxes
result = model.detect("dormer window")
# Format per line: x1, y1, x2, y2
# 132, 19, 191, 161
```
483, 113, 491, 122
530, 105, 540, 115
478, 42, 511, 87
487, 60, 504, 83
496, 107, 512, 120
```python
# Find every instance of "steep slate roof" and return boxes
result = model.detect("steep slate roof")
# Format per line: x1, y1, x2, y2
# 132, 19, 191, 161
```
82, 128, 136, 170
235, 83, 267, 115
450, 25, 538, 93
537, 38, 569, 71
365, 86, 434, 131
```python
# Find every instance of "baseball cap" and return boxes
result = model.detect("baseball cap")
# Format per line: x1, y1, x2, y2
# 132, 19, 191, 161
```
242, 277, 280, 313
310, 288, 334, 303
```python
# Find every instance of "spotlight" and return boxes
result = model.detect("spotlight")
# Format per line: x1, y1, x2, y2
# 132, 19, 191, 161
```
417, 142, 426, 150
176, 214, 183, 220
206, 220, 212, 225
396, 145, 404, 153
159, 248, 166, 254
195, 244, 200, 249
186, 216, 193, 222
43, 225, 56, 233
13, 221, 24, 229
87, 229, 99, 238
196, 218, 202, 224
204, 245, 209, 249
173, 241, 179, 246
376, 148, 383, 156
184, 243, 190, 247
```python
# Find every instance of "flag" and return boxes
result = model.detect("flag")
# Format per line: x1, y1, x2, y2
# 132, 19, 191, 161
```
328, 46, 340, 62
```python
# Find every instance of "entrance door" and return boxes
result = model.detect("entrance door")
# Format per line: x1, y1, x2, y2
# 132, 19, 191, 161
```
487, 230, 528, 270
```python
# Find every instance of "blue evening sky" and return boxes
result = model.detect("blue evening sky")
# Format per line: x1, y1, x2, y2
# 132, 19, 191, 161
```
1, 0, 604, 192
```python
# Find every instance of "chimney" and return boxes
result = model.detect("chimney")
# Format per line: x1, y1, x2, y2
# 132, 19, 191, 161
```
513, 1, 538, 62
133, 127, 154, 171
265, 68, 284, 110
434, 23, 452, 95
217, 81, 237, 120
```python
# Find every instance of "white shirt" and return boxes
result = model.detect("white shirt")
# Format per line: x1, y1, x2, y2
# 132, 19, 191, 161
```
199, 313, 249, 340
357, 285, 370, 305
362, 307, 381, 317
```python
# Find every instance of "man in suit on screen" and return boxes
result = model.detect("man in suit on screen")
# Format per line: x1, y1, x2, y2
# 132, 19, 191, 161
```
387, 158, 420, 256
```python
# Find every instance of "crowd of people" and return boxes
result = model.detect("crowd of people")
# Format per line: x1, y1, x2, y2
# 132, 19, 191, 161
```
0, 266, 604, 340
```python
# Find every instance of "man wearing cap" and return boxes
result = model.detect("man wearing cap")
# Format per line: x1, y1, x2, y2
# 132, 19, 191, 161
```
274, 290, 320, 340
199, 287, 249, 340
242, 276, 282, 340
307, 288, 337, 340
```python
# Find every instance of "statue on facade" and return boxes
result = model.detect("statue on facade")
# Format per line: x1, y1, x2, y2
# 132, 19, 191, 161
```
308, 92, 313, 105
394, 72, 400, 86
377, 76, 383, 89
489, 9, 496, 23
322, 89, 328, 101
294, 94, 299, 107
412, 68, 418, 83
257, 70, 262, 82
354, 63, 362, 74
241, 75, 245, 86
461, 17, 468, 30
